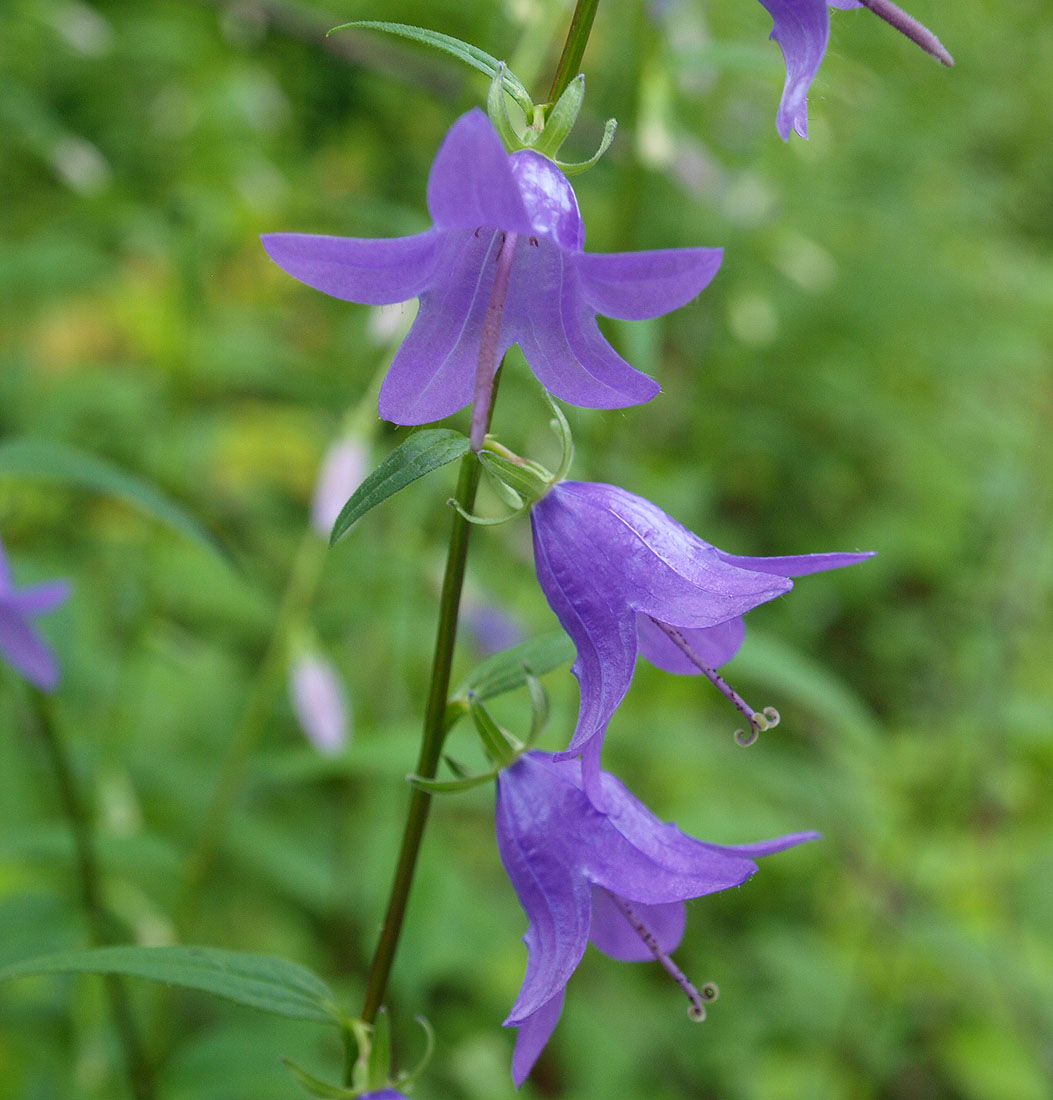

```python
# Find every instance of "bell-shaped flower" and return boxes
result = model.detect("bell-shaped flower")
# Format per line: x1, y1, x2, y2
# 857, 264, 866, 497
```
263, 109, 722, 427
0, 535, 70, 691
497, 749, 818, 1085
530, 482, 873, 788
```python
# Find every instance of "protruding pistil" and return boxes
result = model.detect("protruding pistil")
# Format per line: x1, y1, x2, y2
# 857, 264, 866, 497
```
859, 0, 954, 67
607, 891, 717, 1022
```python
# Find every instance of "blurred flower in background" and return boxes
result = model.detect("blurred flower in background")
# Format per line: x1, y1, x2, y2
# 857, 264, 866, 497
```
0, 535, 70, 692
289, 648, 350, 756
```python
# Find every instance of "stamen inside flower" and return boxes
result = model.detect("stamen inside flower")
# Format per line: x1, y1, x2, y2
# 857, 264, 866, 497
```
470, 230, 520, 451
649, 619, 780, 746
606, 891, 717, 1021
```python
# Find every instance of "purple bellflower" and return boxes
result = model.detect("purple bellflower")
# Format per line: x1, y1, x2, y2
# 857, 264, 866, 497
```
530, 482, 874, 789
263, 110, 723, 433
759, 0, 954, 140
0, 535, 70, 691
497, 749, 818, 1085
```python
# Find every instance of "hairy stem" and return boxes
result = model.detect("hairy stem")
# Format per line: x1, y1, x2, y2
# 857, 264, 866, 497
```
30, 695, 156, 1100
547, 0, 600, 105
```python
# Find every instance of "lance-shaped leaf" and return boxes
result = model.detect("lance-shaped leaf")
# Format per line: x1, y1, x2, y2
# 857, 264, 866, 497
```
330, 429, 470, 544
329, 21, 534, 114
0, 945, 342, 1025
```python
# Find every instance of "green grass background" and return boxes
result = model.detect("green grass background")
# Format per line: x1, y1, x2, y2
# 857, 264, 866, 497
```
1, 0, 1051, 1097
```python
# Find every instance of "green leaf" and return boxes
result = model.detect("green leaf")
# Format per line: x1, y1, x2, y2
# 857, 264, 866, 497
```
0, 437, 226, 562
328, 21, 534, 114
330, 430, 471, 544
453, 631, 576, 702
0, 945, 341, 1025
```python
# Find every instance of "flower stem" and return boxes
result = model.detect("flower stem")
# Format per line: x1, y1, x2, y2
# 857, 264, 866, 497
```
547, 0, 600, 105
358, 366, 504, 1038
28, 693, 156, 1100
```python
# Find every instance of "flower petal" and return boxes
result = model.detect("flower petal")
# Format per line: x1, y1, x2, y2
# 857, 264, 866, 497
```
497, 758, 594, 1022
0, 603, 60, 690
714, 548, 876, 577
636, 614, 747, 672
510, 244, 661, 409
426, 109, 533, 235
261, 230, 440, 304
757, 0, 832, 139
509, 990, 565, 1087
377, 229, 506, 424
574, 247, 724, 320
531, 502, 640, 758
10, 580, 71, 616
509, 151, 585, 251
589, 887, 686, 962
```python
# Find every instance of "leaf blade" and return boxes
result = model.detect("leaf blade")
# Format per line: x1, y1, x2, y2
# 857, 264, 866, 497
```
0, 945, 341, 1025
330, 429, 471, 544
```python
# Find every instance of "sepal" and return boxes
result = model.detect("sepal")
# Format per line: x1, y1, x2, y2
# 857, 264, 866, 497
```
529, 76, 585, 157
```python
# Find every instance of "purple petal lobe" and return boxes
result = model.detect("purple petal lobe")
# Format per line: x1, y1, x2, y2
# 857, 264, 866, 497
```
575, 247, 724, 320
510, 990, 565, 1087
589, 887, 686, 961
757, 0, 832, 139
636, 614, 747, 672
714, 548, 876, 577
377, 230, 506, 424
497, 759, 594, 1022
509, 244, 661, 410
0, 605, 60, 690
509, 151, 585, 251
11, 580, 72, 616
261, 231, 440, 305
426, 109, 533, 234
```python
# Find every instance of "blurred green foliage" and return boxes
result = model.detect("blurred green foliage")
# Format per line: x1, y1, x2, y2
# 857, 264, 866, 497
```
1, 0, 1051, 1097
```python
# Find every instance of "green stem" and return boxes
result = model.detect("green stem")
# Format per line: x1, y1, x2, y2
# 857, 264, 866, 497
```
30, 694, 156, 1100
547, 0, 600, 105
358, 448, 484, 1028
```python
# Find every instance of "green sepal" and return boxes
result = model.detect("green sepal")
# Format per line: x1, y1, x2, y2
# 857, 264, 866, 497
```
452, 631, 577, 703
542, 390, 576, 484
331, 429, 471, 544
447, 496, 528, 527
531, 75, 585, 158
487, 65, 522, 150
406, 769, 497, 794
329, 21, 534, 115
524, 666, 550, 745
283, 1059, 359, 1099
555, 116, 618, 175
481, 455, 527, 511
366, 1008, 391, 1090
479, 450, 552, 504
469, 691, 523, 767
394, 1016, 437, 1090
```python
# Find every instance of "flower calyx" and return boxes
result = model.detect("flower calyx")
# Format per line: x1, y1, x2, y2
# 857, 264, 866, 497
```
487, 67, 616, 174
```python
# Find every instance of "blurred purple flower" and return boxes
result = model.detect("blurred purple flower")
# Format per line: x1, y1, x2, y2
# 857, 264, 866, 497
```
311, 435, 369, 539
462, 600, 524, 657
531, 481, 873, 789
289, 651, 349, 756
497, 749, 817, 1085
0, 536, 70, 691
759, 0, 863, 140
360, 1092, 408, 1100
263, 109, 723, 426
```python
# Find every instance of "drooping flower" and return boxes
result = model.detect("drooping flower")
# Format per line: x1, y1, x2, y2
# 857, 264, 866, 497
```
0, 535, 70, 691
289, 650, 350, 756
497, 749, 818, 1085
758, 0, 953, 140
263, 109, 723, 428
530, 481, 873, 786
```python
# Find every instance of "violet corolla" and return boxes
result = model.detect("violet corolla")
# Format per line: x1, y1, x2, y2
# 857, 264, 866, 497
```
530, 482, 873, 785
758, 0, 953, 140
0, 535, 70, 691
263, 110, 722, 434
497, 749, 818, 1085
